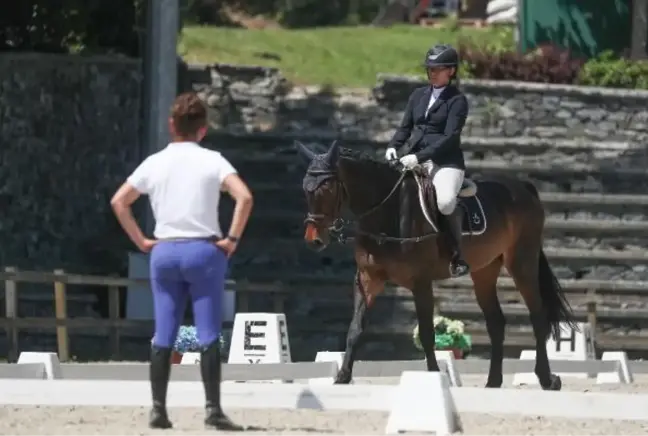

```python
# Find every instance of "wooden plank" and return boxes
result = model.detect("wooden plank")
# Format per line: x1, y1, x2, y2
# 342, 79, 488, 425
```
3, 267, 18, 362
3, 305, 645, 339
540, 192, 648, 207
208, 132, 640, 154
0, 317, 154, 330
243, 184, 648, 207
231, 274, 648, 295
228, 154, 648, 177
233, 239, 648, 264
108, 286, 121, 360
241, 209, 648, 234
434, 302, 648, 323
53, 269, 69, 362
3, 267, 645, 298
0, 270, 281, 292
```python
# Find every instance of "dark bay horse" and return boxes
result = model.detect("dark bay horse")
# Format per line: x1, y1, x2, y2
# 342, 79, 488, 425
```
296, 140, 575, 390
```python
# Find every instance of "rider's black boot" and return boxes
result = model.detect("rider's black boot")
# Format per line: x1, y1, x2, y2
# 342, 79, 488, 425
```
446, 207, 470, 278
200, 340, 245, 431
149, 345, 173, 429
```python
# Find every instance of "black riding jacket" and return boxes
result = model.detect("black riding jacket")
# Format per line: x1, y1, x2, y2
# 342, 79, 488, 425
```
388, 84, 468, 170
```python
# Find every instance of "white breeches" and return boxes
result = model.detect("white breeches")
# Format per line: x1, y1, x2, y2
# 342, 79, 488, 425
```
421, 161, 465, 215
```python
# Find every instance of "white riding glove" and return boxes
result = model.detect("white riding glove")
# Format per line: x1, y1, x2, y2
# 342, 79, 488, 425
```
399, 154, 419, 169
384, 147, 398, 161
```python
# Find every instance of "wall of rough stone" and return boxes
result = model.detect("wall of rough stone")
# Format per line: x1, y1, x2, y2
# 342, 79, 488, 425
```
0, 53, 142, 274
190, 63, 648, 144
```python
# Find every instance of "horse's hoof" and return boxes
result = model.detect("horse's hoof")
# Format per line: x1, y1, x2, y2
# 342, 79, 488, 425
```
333, 370, 352, 384
541, 374, 562, 391
484, 379, 502, 388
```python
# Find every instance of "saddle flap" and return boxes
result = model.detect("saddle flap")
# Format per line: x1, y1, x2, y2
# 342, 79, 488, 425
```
413, 174, 485, 236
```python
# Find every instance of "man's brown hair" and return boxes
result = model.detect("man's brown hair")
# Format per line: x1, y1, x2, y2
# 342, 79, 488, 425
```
170, 92, 208, 137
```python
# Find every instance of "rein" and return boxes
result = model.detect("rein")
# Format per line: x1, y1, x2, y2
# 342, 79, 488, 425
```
304, 166, 439, 245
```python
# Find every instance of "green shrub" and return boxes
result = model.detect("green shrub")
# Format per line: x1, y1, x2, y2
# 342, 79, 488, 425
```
578, 51, 648, 89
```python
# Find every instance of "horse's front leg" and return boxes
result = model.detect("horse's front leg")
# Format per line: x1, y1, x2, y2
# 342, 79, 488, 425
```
335, 268, 382, 384
412, 280, 440, 372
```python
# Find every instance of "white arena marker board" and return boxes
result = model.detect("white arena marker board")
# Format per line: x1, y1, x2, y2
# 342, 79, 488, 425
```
385, 371, 462, 435
596, 351, 633, 384
17, 352, 62, 380
229, 313, 291, 364
180, 352, 201, 364
228, 313, 292, 383
435, 350, 462, 387
309, 351, 346, 385
513, 322, 595, 385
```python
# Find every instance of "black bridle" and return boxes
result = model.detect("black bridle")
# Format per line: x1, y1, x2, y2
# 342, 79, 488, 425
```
303, 165, 439, 245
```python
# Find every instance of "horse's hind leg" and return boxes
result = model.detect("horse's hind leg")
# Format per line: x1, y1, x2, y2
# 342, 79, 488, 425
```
504, 242, 561, 391
470, 256, 505, 388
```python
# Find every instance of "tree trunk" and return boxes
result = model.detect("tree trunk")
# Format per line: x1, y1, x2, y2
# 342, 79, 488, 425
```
631, 0, 648, 59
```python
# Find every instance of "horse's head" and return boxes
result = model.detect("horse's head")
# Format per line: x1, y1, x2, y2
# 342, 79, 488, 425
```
295, 140, 343, 251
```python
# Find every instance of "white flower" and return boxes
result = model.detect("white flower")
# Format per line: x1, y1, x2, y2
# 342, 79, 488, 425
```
412, 324, 423, 351
446, 320, 465, 335
434, 316, 448, 329
413, 317, 466, 351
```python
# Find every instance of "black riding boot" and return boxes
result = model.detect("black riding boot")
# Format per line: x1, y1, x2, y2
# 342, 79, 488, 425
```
446, 207, 470, 278
200, 340, 245, 431
149, 346, 173, 429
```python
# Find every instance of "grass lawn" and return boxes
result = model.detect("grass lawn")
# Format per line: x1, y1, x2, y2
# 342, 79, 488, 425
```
179, 24, 514, 86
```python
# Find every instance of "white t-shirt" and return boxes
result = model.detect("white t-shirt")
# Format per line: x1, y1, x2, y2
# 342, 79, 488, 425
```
127, 141, 237, 239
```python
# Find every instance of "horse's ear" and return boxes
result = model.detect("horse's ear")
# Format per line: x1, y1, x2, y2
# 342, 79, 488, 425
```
325, 140, 340, 167
294, 140, 316, 164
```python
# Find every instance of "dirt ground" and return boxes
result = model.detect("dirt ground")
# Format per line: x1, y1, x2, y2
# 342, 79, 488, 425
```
3, 374, 648, 435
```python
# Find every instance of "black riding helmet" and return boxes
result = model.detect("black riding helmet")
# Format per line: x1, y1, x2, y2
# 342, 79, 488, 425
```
423, 44, 459, 69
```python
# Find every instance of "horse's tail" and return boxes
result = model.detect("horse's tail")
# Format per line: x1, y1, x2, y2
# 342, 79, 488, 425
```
523, 179, 576, 339
537, 247, 577, 341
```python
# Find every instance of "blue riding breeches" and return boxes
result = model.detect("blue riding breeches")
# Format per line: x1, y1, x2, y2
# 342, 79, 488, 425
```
149, 240, 227, 348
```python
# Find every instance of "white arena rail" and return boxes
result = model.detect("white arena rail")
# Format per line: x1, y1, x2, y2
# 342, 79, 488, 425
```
2, 351, 648, 434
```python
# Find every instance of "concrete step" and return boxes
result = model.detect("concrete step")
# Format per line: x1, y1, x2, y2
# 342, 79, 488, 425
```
208, 132, 645, 161
231, 206, 648, 238
228, 187, 648, 222
287, 301, 648, 335
229, 241, 648, 282
223, 153, 648, 195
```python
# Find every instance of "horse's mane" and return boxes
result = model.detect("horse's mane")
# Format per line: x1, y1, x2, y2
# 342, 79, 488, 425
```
338, 147, 400, 179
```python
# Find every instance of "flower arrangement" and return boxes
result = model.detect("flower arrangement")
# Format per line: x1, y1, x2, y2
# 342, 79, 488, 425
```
174, 326, 201, 353
173, 325, 225, 354
412, 316, 472, 355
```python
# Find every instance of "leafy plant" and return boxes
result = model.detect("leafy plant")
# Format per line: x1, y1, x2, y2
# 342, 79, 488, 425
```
412, 316, 472, 352
578, 50, 648, 89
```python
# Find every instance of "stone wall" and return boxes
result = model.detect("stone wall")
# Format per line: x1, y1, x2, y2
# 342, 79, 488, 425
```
190, 63, 648, 144
0, 53, 142, 274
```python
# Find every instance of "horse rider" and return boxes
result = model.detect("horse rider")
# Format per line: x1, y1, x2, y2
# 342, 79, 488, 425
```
111, 92, 253, 430
384, 43, 470, 278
